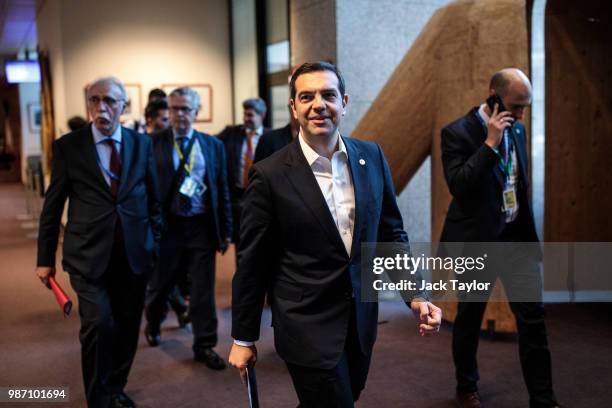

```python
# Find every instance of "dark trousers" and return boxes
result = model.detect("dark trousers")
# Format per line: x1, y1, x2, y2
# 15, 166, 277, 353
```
285, 306, 371, 408
452, 224, 558, 408
145, 213, 218, 352
69, 242, 147, 408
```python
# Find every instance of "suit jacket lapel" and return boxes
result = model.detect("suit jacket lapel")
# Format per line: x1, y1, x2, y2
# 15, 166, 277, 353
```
344, 136, 369, 259
118, 127, 134, 198
283, 141, 347, 256
510, 125, 529, 185
195, 131, 214, 188
162, 130, 176, 179
234, 129, 246, 181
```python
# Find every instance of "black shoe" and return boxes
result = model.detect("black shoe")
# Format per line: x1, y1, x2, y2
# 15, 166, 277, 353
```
144, 324, 160, 347
194, 348, 227, 370
456, 391, 482, 408
176, 311, 191, 328
110, 392, 136, 408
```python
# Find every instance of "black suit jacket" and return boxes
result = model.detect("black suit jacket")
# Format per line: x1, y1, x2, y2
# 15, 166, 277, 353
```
152, 128, 232, 249
217, 125, 269, 198
232, 137, 420, 369
253, 123, 294, 163
37, 126, 162, 279
439, 108, 538, 242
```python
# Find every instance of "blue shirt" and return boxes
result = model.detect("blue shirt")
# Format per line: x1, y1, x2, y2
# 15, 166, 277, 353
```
92, 124, 122, 187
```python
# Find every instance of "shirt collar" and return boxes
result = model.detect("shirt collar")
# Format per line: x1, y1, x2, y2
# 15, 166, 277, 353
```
477, 103, 490, 124
172, 127, 194, 140
92, 123, 122, 145
298, 131, 347, 167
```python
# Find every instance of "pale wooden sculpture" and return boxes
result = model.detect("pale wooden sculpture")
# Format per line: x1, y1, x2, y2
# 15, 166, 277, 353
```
353, 0, 532, 333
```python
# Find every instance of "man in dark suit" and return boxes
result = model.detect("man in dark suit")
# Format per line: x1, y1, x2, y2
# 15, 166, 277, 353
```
253, 106, 298, 163
36, 77, 161, 408
440, 68, 558, 408
229, 62, 442, 407
217, 98, 268, 246
144, 87, 232, 370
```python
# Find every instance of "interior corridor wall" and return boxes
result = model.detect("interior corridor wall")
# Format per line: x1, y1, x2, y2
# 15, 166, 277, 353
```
37, 0, 233, 136
338, 0, 452, 242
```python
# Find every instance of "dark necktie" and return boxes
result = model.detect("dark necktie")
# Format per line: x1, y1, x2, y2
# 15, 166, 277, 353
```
105, 138, 121, 196
177, 136, 192, 213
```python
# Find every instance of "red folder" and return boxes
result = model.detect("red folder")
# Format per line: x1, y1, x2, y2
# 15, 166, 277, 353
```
48, 276, 73, 317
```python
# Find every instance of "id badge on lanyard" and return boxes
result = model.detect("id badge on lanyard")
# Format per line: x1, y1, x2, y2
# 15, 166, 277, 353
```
503, 185, 517, 211
179, 175, 206, 198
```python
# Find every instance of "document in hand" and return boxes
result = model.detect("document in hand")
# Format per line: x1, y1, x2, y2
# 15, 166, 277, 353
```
246, 366, 259, 408
48, 276, 72, 317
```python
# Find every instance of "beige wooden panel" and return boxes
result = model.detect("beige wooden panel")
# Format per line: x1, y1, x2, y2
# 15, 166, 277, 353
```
544, 0, 612, 242
353, 0, 533, 333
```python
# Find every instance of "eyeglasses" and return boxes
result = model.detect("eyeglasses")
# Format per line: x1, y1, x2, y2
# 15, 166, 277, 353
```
169, 106, 195, 114
87, 95, 124, 107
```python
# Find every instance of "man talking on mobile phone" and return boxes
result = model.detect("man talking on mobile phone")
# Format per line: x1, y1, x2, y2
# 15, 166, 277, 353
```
440, 68, 559, 408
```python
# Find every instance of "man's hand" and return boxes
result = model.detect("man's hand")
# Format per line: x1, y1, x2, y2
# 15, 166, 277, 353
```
411, 299, 442, 336
228, 343, 258, 384
485, 103, 514, 149
219, 238, 232, 255
36, 266, 56, 289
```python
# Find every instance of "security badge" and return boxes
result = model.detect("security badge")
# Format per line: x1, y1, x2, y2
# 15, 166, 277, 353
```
503, 187, 516, 211
179, 175, 206, 198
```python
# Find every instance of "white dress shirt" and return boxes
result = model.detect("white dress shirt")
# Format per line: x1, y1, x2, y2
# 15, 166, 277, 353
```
234, 132, 356, 348
92, 124, 122, 186
298, 132, 355, 256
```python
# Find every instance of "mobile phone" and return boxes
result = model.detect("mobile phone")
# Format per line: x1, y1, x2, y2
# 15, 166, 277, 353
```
486, 94, 507, 113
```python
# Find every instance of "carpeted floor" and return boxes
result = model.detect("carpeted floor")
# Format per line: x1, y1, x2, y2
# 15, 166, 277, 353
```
0, 182, 610, 407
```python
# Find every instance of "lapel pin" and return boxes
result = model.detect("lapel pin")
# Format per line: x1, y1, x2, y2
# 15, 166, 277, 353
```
515, 128, 520, 134
359, 159, 366, 166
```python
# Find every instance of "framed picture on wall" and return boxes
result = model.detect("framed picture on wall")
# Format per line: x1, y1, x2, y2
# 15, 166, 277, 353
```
161, 84, 213, 123
122, 83, 143, 121
27, 103, 42, 133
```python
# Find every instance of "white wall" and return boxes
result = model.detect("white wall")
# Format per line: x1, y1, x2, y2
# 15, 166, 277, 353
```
37, 0, 233, 136
336, 0, 453, 242
232, 0, 259, 124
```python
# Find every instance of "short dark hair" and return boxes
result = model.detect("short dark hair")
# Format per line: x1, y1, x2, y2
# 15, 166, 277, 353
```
290, 61, 345, 100
145, 99, 168, 120
243, 97, 267, 116
489, 71, 511, 97
148, 88, 167, 102
67, 116, 88, 132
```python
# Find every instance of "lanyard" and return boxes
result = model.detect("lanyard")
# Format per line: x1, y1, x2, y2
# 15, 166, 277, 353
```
174, 137, 196, 174
497, 132, 514, 178
95, 141, 121, 181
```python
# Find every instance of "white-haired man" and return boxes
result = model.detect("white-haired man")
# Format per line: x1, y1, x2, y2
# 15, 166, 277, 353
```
36, 77, 161, 408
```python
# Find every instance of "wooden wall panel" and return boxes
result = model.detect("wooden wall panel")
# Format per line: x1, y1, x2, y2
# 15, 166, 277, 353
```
544, 1, 612, 242
352, 0, 531, 332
